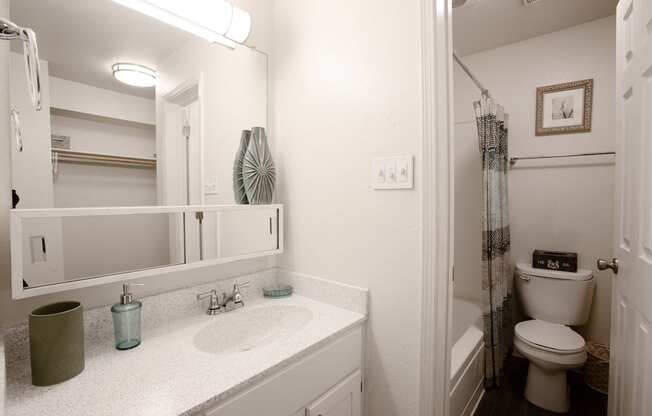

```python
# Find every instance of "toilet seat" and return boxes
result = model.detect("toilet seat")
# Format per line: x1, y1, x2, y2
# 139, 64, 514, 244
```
515, 319, 585, 354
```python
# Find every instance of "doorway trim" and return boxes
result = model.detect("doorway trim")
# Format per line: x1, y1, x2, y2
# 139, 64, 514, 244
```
419, 0, 454, 415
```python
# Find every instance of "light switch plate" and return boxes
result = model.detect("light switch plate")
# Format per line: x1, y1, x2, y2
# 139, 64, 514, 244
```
373, 156, 414, 190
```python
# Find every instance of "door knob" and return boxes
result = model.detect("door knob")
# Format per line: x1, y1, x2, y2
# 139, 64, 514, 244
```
597, 258, 619, 274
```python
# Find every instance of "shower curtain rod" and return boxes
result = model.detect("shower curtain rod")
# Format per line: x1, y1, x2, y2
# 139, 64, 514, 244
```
453, 51, 490, 99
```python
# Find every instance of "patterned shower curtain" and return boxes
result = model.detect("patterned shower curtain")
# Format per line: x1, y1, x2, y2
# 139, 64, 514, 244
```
474, 97, 513, 388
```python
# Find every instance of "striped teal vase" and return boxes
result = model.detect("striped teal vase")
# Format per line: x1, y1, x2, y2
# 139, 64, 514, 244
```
242, 127, 275, 204
233, 130, 251, 204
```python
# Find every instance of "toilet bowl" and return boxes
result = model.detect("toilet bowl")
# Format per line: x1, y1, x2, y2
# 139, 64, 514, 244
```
514, 319, 587, 413
514, 263, 595, 413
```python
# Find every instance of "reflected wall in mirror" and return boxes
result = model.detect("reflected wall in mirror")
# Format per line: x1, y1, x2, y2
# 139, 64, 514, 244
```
9, 0, 268, 210
11, 205, 283, 298
20, 213, 181, 288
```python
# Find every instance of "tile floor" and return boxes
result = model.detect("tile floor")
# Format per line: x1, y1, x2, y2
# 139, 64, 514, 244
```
474, 356, 608, 416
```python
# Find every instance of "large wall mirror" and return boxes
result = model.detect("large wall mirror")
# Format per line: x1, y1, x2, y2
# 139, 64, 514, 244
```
8, 0, 280, 298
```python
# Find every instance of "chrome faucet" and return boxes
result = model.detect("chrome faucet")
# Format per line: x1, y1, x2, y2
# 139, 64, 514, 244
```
196, 289, 221, 315
220, 281, 251, 310
197, 282, 251, 315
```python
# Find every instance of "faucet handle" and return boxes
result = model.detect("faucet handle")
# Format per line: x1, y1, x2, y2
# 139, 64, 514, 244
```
197, 289, 221, 315
233, 281, 250, 307
196, 288, 217, 300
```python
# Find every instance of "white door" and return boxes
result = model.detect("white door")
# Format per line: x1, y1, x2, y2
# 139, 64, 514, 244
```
9, 53, 54, 209
306, 370, 361, 416
610, 1, 652, 414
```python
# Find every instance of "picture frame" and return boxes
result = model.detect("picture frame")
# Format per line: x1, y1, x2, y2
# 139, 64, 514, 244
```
535, 79, 593, 136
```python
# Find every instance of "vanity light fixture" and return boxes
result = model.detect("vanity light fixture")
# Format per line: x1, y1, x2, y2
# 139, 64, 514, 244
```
112, 0, 251, 48
112, 63, 157, 88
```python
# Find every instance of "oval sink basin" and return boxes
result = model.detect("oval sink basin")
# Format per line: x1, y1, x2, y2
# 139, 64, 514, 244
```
193, 305, 313, 355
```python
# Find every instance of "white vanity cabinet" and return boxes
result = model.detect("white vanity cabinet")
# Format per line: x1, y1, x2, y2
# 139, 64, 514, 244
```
204, 326, 363, 416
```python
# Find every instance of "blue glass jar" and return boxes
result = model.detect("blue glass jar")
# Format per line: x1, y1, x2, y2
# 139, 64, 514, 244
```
111, 283, 143, 350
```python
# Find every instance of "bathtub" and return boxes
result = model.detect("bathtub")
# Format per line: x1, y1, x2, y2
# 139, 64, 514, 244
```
450, 298, 485, 416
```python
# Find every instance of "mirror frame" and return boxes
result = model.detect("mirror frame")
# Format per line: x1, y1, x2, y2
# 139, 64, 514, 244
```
10, 204, 284, 299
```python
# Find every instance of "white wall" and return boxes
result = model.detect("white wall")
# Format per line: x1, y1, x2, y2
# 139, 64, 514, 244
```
156, 41, 266, 206
50, 82, 157, 208
50, 109, 157, 209
49, 77, 155, 126
454, 16, 616, 344
51, 112, 155, 159
453, 119, 482, 303
272, 1, 423, 415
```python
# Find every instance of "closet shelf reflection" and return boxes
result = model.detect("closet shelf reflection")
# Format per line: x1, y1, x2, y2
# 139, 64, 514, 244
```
51, 149, 156, 169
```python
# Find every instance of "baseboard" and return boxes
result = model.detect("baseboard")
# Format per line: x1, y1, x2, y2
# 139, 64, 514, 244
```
462, 379, 485, 416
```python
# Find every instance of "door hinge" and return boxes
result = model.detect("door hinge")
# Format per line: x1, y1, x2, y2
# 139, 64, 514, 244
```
452, 265, 455, 282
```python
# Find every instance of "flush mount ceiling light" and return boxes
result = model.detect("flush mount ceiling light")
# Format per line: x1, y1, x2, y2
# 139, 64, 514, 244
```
112, 63, 157, 87
112, 0, 252, 48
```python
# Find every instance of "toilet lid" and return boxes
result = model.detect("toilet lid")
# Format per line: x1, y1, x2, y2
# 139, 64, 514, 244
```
515, 320, 585, 353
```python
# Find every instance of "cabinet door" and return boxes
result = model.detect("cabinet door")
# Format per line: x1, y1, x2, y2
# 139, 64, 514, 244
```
215, 207, 280, 258
306, 370, 361, 416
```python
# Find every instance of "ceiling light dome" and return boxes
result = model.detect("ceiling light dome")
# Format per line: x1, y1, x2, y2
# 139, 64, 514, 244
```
112, 63, 157, 87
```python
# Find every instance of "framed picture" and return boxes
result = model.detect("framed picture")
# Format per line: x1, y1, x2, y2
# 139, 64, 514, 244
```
535, 79, 593, 136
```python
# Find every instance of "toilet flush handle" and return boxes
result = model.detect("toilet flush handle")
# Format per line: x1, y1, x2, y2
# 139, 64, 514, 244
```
518, 274, 531, 282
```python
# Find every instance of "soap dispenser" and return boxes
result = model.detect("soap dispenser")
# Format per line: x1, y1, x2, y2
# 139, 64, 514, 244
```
111, 283, 144, 350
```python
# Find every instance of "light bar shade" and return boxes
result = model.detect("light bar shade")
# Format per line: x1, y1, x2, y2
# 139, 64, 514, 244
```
225, 6, 251, 43
112, 0, 251, 48
112, 63, 157, 87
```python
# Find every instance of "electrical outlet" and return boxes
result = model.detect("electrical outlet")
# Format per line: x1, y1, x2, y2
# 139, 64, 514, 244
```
204, 184, 218, 195
204, 176, 219, 195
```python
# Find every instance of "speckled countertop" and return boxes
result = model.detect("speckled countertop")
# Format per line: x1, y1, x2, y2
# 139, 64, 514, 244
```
1, 329, 5, 416
4, 272, 367, 416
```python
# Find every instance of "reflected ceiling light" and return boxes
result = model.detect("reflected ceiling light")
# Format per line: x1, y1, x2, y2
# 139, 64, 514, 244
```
112, 63, 157, 87
112, 0, 251, 48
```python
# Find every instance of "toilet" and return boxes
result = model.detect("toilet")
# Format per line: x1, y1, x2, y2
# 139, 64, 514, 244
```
514, 263, 595, 413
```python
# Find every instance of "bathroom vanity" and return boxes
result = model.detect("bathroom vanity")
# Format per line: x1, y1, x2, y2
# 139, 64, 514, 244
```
3, 273, 367, 416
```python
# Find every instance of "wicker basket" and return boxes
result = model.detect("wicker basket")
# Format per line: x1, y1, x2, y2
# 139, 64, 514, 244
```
584, 342, 610, 394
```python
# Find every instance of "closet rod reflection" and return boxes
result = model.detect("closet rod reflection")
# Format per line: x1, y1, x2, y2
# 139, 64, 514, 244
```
52, 149, 156, 169
509, 151, 615, 167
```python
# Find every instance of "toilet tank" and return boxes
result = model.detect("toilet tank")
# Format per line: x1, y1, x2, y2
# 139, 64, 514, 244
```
515, 263, 595, 326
